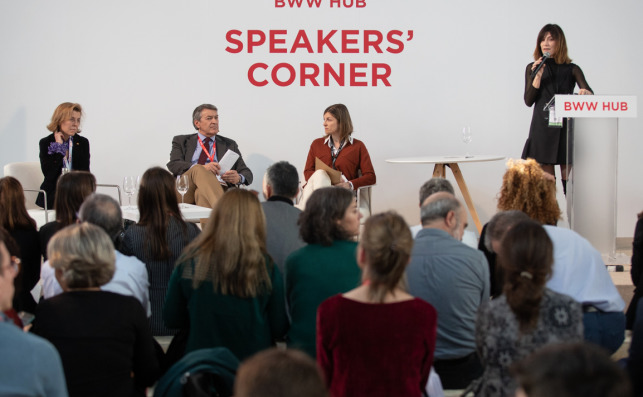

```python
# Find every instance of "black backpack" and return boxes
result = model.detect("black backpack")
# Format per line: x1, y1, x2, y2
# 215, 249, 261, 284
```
154, 347, 239, 397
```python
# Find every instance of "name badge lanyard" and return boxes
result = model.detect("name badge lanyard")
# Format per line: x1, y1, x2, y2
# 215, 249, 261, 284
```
330, 139, 346, 170
198, 136, 215, 163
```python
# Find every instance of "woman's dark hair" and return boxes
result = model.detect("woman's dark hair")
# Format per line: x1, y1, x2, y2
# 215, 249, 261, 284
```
323, 104, 354, 143
512, 343, 631, 397
298, 187, 355, 246
137, 167, 187, 260
54, 171, 97, 226
360, 211, 413, 303
0, 177, 36, 230
498, 219, 553, 333
533, 23, 571, 64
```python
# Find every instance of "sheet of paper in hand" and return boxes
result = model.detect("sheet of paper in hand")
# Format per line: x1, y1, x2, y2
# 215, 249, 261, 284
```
315, 157, 342, 185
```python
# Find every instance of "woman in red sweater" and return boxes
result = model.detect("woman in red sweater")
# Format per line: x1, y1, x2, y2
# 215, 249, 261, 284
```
316, 211, 437, 397
299, 104, 376, 209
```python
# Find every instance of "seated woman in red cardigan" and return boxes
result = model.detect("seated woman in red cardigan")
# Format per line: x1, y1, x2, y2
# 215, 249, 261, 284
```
298, 104, 376, 212
316, 211, 437, 397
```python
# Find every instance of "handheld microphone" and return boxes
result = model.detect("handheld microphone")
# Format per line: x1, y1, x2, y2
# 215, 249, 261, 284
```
530, 52, 550, 78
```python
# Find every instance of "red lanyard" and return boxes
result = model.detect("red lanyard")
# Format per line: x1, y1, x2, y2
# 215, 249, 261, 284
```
198, 136, 215, 163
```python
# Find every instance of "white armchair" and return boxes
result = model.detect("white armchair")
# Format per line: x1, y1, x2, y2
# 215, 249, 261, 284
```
3, 161, 53, 226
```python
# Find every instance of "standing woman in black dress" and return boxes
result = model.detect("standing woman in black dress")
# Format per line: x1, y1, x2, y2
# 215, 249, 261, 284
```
37, 102, 90, 209
521, 24, 593, 195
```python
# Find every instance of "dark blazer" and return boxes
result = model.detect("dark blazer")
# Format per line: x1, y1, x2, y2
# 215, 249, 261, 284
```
167, 133, 253, 186
37, 133, 90, 209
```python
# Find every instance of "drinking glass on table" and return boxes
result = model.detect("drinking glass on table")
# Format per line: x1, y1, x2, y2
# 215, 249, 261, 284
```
123, 176, 137, 209
462, 125, 473, 158
176, 175, 189, 208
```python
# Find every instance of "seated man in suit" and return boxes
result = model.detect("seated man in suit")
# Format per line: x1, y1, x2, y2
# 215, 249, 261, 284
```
261, 161, 305, 276
167, 104, 253, 208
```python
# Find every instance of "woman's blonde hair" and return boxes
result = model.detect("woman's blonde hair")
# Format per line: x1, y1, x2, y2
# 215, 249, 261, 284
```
182, 189, 271, 297
360, 211, 413, 303
48, 223, 115, 289
497, 159, 560, 225
47, 102, 83, 133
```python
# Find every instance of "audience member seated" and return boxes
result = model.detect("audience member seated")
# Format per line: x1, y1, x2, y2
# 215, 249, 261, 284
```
37, 102, 90, 209
496, 158, 560, 225
407, 192, 489, 390
486, 210, 626, 354
482, 210, 531, 298
39, 171, 96, 261
0, 230, 68, 396
261, 161, 305, 276
299, 104, 375, 210
235, 348, 328, 397
513, 343, 631, 397
164, 189, 288, 361
627, 297, 643, 397
0, 177, 41, 313
40, 194, 151, 316
317, 211, 437, 397
627, 210, 643, 329
121, 167, 200, 336
0, 229, 24, 326
167, 104, 253, 208
285, 187, 362, 357
479, 159, 560, 297
410, 177, 477, 248
32, 223, 161, 397
468, 220, 583, 396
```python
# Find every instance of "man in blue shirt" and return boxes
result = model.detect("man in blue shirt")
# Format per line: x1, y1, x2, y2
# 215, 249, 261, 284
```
407, 192, 490, 390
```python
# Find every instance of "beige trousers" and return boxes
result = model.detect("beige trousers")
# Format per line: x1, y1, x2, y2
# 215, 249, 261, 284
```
178, 165, 225, 209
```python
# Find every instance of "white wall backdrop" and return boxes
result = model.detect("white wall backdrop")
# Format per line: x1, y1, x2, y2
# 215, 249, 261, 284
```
1, 0, 641, 237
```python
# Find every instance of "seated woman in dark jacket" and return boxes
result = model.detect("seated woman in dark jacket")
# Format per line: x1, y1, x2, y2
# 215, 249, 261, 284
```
120, 167, 200, 336
37, 102, 90, 209
0, 177, 40, 313
32, 223, 161, 397
39, 171, 96, 262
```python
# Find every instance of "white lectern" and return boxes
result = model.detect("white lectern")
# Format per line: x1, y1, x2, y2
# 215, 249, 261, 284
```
555, 95, 637, 258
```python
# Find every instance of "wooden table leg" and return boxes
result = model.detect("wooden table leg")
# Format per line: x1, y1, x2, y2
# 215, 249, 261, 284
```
432, 164, 446, 178
447, 163, 483, 234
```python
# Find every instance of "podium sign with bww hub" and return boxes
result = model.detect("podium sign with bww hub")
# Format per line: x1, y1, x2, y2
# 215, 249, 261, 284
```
554, 95, 637, 260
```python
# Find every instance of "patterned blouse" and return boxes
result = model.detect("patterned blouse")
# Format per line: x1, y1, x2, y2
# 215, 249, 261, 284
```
470, 288, 583, 396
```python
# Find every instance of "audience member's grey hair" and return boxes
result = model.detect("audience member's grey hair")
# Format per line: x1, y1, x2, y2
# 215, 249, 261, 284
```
266, 161, 299, 198
420, 195, 461, 225
484, 210, 531, 252
419, 178, 454, 205
78, 193, 123, 244
48, 223, 115, 289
